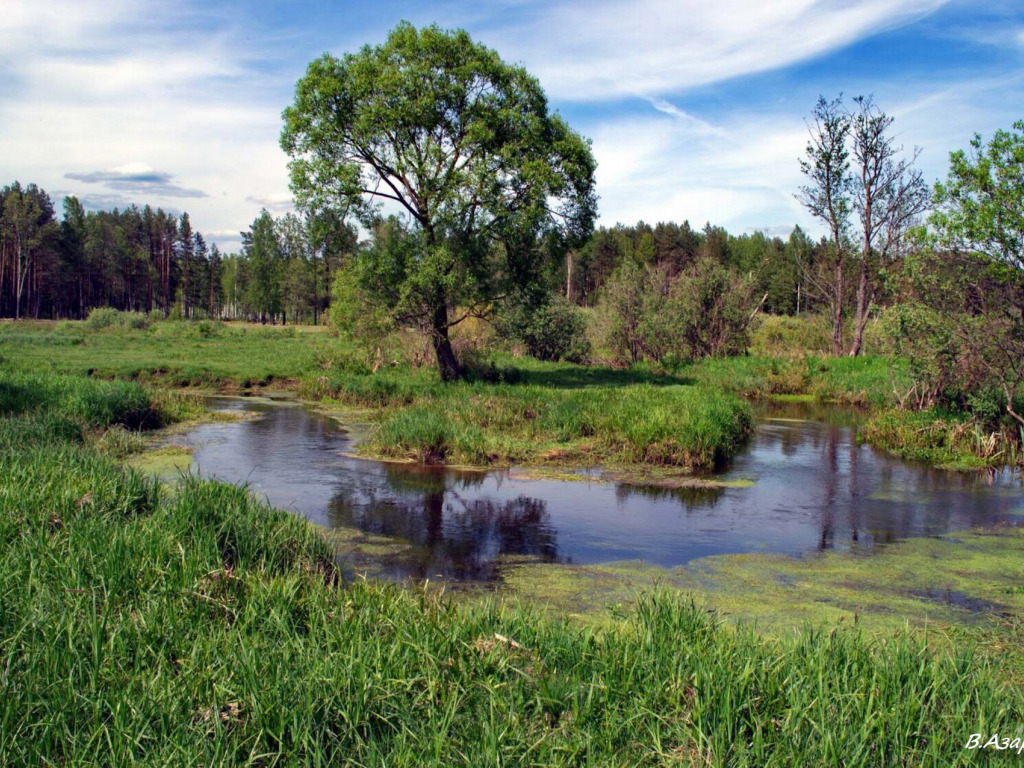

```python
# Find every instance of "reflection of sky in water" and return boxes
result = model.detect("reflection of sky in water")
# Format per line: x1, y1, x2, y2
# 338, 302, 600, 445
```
176, 397, 1024, 581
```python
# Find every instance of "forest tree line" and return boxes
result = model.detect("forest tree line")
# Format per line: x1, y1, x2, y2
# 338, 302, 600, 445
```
0, 179, 825, 326
0, 184, 356, 324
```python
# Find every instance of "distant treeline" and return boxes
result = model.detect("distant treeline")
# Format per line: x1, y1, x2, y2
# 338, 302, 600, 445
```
1, 180, 825, 324
0, 182, 355, 323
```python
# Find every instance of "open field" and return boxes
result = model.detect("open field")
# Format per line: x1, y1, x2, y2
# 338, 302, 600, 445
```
1, 365, 1020, 765
0, 319, 335, 389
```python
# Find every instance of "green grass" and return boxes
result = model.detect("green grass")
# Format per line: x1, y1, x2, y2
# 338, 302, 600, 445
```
305, 358, 754, 471
0, 318, 335, 389
687, 354, 898, 407
1, 370, 1020, 764
862, 408, 1023, 470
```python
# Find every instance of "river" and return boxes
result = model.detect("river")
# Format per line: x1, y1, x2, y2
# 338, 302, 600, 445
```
169, 396, 1023, 581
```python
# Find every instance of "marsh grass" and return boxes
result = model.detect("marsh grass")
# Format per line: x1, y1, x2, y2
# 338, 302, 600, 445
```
1, 365, 1021, 764
862, 408, 1024, 470
306, 360, 754, 471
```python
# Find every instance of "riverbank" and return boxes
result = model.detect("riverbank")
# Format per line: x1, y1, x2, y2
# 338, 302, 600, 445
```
1, 366, 1020, 764
3, 317, 1019, 474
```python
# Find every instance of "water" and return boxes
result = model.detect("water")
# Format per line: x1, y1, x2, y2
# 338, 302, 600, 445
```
171, 396, 1024, 581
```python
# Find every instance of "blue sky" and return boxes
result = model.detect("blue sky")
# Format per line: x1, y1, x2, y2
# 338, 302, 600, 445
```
2, 0, 1022, 248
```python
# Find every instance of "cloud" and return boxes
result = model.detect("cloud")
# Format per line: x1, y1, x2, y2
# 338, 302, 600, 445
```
587, 110, 811, 234
0, 0, 1018, 253
65, 163, 207, 198
0, 0, 290, 250
488, 0, 949, 101
245, 194, 294, 213
205, 229, 246, 242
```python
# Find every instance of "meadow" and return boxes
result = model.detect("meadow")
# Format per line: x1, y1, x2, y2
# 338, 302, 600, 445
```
1, 364, 1020, 765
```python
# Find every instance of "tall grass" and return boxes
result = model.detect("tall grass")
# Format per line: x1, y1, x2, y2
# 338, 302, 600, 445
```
0, 366, 1019, 764
862, 408, 1024, 470
306, 361, 754, 470
690, 354, 897, 406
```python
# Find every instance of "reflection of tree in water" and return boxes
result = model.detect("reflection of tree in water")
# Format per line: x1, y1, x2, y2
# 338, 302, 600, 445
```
328, 480, 559, 580
380, 464, 487, 494
614, 482, 724, 509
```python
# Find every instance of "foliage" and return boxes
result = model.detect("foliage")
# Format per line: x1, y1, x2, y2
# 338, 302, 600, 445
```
748, 314, 836, 357
495, 295, 591, 363
883, 121, 1024, 427
600, 257, 759, 365
84, 307, 151, 331
0, 181, 59, 319
242, 210, 283, 322
599, 258, 649, 364
281, 22, 597, 380
875, 303, 966, 410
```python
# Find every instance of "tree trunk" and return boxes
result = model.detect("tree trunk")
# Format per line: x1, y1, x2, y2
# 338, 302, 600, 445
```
831, 260, 843, 356
848, 266, 871, 357
431, 303, 461, 382
849, 233, 871, 356
566, 251, 573, 303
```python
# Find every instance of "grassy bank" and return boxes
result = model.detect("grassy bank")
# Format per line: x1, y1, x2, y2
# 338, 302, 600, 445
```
688, 354, 897, 407
304, 359, 754, 471
861, 408, 1023, 470
5, 316, 1020, 471
1, 367, 1020, 765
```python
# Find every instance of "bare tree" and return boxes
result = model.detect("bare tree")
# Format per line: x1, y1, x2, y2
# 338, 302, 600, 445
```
797, 95, 928, 356
797, 96, 851, 356
847, 96, 930, 356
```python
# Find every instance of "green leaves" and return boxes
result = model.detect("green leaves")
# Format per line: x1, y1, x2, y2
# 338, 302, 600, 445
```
933, 120, 1024, 275
282, 23, 597, 378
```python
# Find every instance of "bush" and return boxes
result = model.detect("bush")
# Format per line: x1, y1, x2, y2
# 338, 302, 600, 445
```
84, 307, 151, 331
748, 314, 834, 357
599, 258, 757, 364
495, 296, 591, 363
84, 307, 123, 330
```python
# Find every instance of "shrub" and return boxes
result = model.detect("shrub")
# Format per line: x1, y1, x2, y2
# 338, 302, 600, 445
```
84, 307, 151, 331
748, 314, 834, 357
84, 307, 123, 330
496, 296, 591, 363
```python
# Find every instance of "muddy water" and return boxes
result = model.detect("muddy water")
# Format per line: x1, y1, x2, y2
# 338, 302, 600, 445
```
172, 397, 1023, 581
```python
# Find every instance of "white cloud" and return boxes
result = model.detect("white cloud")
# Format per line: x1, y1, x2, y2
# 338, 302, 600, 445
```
488, 0, 948, 100
587, 110, 813, 235
0, 0, 291, 251
245, 194, 295, 214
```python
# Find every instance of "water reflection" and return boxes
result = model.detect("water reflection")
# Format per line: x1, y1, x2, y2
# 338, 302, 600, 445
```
174, 397, 1023, 582
327, 466, 559, 580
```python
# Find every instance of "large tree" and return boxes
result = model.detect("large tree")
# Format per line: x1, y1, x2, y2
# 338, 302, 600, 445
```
929, 120, 1024, 425
281, 22, 597, 380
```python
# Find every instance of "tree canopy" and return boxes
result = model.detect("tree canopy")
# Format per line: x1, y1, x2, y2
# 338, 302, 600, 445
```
281, 22, 598, 380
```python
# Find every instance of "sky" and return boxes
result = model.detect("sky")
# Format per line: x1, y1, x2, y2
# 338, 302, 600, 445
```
1, 0, 1022, 249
